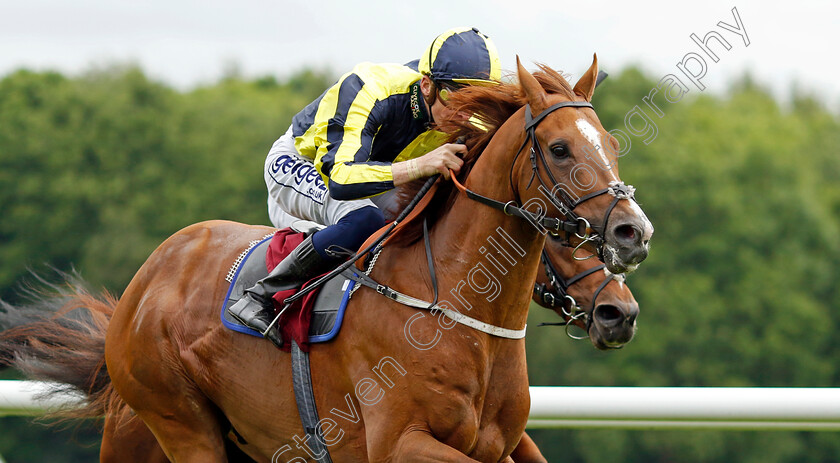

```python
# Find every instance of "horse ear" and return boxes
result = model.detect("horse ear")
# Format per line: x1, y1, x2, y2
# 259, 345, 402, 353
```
573, 53, 599, 102
517, 56, 548, 112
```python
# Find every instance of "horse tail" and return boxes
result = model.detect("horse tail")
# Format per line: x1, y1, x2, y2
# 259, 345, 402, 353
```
0, 272, 127, 422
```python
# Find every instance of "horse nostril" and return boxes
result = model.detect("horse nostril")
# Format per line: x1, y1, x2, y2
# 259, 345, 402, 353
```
613, 224, 639, 245
593, 304, 623, 326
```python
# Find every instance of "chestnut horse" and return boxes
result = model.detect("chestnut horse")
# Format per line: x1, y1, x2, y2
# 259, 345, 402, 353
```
0, 229, 640, 463
95, 214, 640, 463
1, 57, 652, 462
90, 226, 641, 463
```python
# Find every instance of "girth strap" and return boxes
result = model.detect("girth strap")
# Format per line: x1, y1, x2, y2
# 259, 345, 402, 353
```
290, 341, 333, 463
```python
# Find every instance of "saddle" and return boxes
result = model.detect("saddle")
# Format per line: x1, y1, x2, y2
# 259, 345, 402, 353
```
220, 227, 356, 352
221, 177, 440, 351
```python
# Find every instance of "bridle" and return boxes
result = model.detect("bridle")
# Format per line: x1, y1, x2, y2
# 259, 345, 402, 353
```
452, 100, 640, 262
533, 247, 623, 340
520, 102, 639, 260
448, 99, 639, 340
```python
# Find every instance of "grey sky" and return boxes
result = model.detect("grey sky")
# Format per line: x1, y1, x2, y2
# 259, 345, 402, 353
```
0, 0, 835, 107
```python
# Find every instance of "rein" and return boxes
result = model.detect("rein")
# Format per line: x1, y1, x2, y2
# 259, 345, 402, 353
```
264, 175, 442, 337
347, 219, 527, 340
274, 100, 639, 341
272, 172, 529, 340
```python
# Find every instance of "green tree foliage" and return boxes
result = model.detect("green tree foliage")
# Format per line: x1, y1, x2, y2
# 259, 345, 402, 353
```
1, 64, 839, 461
0, 66, 331, 297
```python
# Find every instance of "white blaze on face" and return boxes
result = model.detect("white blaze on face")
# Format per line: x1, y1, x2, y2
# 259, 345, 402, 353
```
575, 119, 618, 183
576, 118, 655, 240
627, 196, 655, 238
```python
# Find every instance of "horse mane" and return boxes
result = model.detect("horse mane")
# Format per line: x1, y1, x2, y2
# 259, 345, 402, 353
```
390, 64, 577, 246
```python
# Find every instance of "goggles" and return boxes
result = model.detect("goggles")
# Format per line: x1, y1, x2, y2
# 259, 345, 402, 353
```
436, 81, 464, 105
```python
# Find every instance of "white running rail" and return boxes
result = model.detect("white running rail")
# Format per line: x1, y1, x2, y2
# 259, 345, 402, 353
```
2, 381, 840, 431
527, 386, 840, 431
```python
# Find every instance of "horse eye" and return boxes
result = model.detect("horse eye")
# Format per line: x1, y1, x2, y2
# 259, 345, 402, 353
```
550, 143, 569, 159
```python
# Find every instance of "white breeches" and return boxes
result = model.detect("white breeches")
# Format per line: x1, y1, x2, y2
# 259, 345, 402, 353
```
264, 127, 376, 228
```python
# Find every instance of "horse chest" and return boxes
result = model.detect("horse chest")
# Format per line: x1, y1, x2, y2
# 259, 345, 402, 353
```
424, 381, 529, 461
418, 348, 530, 457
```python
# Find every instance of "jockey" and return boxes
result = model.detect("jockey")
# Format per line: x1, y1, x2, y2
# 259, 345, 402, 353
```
228, 27, 501, 341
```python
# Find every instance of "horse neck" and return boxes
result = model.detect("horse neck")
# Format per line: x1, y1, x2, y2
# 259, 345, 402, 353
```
429, 111, 546, 333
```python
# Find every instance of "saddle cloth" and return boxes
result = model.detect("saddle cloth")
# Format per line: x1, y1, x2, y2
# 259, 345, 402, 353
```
220, 229, 356, 352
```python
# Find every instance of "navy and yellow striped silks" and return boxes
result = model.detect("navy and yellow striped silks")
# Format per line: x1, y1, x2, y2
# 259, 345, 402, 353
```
291, 62, 448, 201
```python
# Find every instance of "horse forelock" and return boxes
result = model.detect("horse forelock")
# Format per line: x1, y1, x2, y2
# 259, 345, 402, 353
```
391, 65, 577, 246
532, 63, 577, 102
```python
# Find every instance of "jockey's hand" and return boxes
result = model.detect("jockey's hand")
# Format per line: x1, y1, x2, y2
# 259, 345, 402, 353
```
416, 143, 466, 180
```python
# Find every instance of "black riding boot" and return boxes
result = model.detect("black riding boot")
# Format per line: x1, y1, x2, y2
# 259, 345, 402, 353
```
227, 235, 332, 347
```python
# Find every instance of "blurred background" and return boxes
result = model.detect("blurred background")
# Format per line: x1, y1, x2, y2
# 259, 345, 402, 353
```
1, 0, 839, 461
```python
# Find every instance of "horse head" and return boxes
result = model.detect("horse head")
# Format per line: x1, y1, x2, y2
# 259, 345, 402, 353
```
514, 55, 654, 274
534, 235, 638, 350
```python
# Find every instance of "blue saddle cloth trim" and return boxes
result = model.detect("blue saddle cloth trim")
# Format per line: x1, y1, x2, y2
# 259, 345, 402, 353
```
309, 275, 354, 343
220, 235, 354, 343
220, 236, 273, 337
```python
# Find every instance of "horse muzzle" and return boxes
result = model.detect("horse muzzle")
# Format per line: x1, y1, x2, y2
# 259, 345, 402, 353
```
601, 210, 653, 274
588, 300, 639, 350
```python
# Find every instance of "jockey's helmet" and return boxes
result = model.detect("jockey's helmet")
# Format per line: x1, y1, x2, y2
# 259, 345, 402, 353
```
418, 27, 501, 87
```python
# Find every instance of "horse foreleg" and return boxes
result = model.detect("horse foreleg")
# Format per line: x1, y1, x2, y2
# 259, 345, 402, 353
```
508, 432, 547, 463
388, 430, 481, 463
